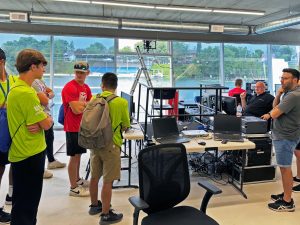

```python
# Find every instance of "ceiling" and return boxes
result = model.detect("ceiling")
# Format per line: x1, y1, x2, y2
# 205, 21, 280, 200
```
1, 0, 300, 42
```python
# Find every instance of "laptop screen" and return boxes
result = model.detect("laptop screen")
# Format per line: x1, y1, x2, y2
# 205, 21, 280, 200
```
213, 114, 242, 134
152, 117, 179, 138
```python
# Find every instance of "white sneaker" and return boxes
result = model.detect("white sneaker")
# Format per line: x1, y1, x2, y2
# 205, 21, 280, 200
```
43, 170, 53, 179
76, 178, 89, 187
48, 160, 66, 169
69, 186, 90, 197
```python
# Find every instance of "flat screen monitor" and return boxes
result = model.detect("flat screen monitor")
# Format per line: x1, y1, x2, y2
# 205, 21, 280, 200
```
274, 84, 281, 95
121, 91, 134, 120
222, 96, 237, 115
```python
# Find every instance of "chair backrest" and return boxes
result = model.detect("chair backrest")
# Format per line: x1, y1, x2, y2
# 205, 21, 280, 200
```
138, 143, 190, 214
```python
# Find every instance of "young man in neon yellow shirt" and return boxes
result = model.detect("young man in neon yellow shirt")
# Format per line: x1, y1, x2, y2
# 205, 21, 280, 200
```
88, 72, 130, 224
7, 49, 53, 225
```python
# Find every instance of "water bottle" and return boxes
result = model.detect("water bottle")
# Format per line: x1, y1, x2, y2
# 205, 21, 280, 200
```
236, 104, 242, 117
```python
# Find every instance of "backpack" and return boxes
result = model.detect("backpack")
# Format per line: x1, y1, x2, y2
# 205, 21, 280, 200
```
58, 104, 64, 125
78, 94, 118, 149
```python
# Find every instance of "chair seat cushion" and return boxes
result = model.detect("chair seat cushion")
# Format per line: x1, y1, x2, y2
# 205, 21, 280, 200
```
142, 206, 219, 225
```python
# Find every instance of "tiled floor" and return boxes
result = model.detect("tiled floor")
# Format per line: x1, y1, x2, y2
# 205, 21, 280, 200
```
1, 131, 300, 225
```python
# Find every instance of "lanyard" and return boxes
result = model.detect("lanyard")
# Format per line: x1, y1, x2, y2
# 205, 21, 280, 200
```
0, 76, 9, 102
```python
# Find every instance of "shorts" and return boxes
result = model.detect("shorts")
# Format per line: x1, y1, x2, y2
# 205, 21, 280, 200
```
90, 142, 121, 182
66, 132, 87, 156
295, 141, 300, 150
0, 151, 9, 166
273, 139, 298, 167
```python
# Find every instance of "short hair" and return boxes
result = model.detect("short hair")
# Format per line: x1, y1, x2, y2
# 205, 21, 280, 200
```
102, 72, 118, 89
0, 48, 6, 60
235, 78, 243, 87
15, 49, 47, 73
282, 68, 300, 81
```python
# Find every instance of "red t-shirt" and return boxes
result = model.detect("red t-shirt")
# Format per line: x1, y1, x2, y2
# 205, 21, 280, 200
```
228, 87, 246, 97
62, 80, 92, 132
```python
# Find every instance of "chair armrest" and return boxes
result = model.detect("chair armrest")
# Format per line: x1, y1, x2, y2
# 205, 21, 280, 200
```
128, 196, 149, 210
197, 180, 222, 214
198, 180, 222, 195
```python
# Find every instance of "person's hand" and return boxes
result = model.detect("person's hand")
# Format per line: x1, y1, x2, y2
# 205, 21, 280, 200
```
240, 92, 246, 99
261, 113, 271, 120
276, 87, 284, 96
27, 123, 41, 134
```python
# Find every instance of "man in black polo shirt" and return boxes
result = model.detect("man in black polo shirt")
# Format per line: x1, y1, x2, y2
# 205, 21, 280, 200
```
240, 81, 274, 117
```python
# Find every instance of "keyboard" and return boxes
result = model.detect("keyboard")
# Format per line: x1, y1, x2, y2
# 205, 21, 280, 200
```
156, 136, 190, 144
214, 133, 244, 142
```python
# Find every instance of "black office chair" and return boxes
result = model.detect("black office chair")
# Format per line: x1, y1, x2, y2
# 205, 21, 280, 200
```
129, 143, 222, 225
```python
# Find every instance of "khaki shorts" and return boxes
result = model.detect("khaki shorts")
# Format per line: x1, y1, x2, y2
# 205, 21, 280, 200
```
90, 142, 121, 182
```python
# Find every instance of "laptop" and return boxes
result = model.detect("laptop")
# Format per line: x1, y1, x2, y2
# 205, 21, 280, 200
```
152, 117, 190, 144
213, 114, 244, 142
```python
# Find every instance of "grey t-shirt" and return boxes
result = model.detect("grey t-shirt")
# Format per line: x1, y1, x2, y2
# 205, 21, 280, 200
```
272, 86, 300, 140
32, 79, 52, 115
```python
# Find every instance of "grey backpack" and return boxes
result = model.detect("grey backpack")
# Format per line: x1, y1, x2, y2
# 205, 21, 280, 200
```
78, 94, 117, 149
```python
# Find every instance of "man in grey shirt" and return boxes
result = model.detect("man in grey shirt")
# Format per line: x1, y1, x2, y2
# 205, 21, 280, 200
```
261, 68, 300, 212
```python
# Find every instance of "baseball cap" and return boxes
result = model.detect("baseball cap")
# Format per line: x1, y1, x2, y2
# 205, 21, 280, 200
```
74, 61, 89, 72
0, 48, 6, 60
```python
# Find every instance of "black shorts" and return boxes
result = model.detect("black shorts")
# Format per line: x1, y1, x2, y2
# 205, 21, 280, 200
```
0, 151, 9, 166
296, 141, 300, 150
66, 132, 87, 156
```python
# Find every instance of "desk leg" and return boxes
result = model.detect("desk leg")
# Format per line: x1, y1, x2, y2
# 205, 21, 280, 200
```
230, 150, 247, 199
113, 140, 138, 189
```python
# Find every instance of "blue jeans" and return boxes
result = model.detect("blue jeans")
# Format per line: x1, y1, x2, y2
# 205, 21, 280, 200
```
273, 139, 299, 167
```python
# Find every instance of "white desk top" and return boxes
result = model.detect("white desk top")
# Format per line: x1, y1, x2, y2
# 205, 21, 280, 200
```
123, 124, 144, 140
183, 137, 256, 153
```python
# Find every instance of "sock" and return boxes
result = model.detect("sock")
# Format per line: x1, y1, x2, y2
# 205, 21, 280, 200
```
8, 185, 13, 197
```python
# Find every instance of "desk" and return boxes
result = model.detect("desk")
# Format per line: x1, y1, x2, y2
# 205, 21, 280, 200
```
179, 137, 255, 198
113, 124, 144, 189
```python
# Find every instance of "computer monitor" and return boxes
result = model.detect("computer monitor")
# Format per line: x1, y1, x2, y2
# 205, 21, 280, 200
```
222, 96, 237, 115
274, 84, 281, 95
121, 91, 134, 120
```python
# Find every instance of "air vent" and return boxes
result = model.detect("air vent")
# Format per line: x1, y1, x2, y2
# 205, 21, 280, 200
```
9, 12, 29, 22
210, 25, 224, 33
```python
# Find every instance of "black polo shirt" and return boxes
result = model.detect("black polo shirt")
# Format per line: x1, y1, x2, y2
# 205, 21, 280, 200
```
244, 92, 274, 117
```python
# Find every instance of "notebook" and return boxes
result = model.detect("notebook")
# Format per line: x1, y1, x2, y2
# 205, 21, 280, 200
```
213, 114, 244, 142
152, 117, 190, 144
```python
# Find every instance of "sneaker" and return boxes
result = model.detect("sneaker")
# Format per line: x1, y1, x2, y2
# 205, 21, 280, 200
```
5, 194, 12, 205
292, 184, 300, 192
293, 176, 300, 183
268, 199, 295, 212
270, 193, 284, 201
69, 186, 90, 197
48, 160, 66, 170
100, 209, 123, 225
0, 208, 11, 224
89, 200, 102, 215
43, 170, 53, 179
77, 178, 89, 187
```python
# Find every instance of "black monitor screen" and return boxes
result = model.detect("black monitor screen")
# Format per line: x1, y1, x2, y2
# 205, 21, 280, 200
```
222, 96, 237, 115
121, 91, 134, 119
214, 114, 242, 133
152, 117, 179, 138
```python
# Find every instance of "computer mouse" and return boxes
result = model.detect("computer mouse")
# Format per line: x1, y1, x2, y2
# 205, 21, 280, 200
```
198, 141, 206, 146
221, 140, 228, 144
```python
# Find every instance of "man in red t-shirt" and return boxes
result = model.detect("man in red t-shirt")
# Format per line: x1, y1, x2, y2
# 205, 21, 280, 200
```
228, 78, 246, 97
62, 61, 92, 197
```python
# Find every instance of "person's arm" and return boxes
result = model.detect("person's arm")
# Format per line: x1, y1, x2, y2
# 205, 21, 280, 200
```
69, 101, 87, 114
45, 87, 55, 99
38, 115, 53, 130
240, 92, 247, 110
273, 86, 284, 108
37, 92, 49, 106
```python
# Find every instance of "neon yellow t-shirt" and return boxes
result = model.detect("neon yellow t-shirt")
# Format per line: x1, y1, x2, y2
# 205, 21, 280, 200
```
100, 91, 130, 147
7, 79, 47, 162
0, 75, 18, 106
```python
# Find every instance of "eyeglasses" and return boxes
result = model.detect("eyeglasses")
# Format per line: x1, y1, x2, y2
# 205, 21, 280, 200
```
280, 76, 292, 80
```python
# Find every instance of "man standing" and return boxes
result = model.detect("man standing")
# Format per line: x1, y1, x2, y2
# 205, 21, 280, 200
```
62, 61, 92, 197
7, 49, 53, 225
228, 78, 245, 97
88, 72, 130, 224
32, 78, 66, 177
241, 81, 274, 117
261, 68, 300, 212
